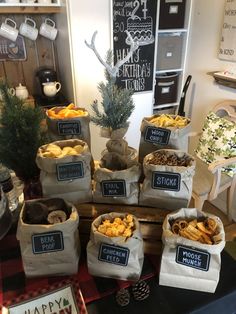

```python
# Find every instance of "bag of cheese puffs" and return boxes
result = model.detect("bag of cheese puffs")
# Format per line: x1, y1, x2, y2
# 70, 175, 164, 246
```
138, 114, 191, 164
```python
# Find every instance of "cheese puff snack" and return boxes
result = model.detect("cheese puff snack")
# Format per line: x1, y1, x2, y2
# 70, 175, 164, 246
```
149, 114, 189, 128
97, 214, 135, 238
47, 103, 87, 119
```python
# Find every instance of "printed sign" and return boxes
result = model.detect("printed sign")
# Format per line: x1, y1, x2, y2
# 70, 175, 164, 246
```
152, 171, 181, 191
32, 231, 64, 254
98, 243, 130, 266
144, 126, 171, 145
6, 285, 80, 314
101, 180, 126, 197
176, 245, 210, 271
219, 0, 236, 61
0, 35, 26, 61
57, 121, 81, 135
56, 162, 84, 181
113, 0, 157, 92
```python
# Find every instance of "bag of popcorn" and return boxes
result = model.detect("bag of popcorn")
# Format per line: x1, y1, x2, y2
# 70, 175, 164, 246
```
87, 212, 144, 281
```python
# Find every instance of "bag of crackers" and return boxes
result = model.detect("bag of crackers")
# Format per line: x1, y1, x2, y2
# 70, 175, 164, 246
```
16, 198, 80, 277
36, 138, 92, 204
87, 212, 144, 281
159, 208, 225, 293
138, 114, 191, 164
139, 149, 195, 210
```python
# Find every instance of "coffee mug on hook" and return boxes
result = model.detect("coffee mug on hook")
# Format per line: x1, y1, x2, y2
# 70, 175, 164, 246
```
39, 18, 58, 41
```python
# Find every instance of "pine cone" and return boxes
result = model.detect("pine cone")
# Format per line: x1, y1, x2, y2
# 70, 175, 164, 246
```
132, 280, 150, 301
115, 288, 130, 307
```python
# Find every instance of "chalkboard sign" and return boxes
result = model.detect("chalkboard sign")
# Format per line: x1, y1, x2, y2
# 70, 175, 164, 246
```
101, 180, 126, 197
152, 171, 181, 191
98, 243, 130, 266
57, 121, 81, 135
113, 0, 157, 92
144, 126, 171, 145
0, 35, 26, 61
32, 231, 64, 254
56, 162, 84, 181
176, 245, 210, 271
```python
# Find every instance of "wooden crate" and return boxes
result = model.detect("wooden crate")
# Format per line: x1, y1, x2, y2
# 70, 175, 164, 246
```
76, 203, 170, 255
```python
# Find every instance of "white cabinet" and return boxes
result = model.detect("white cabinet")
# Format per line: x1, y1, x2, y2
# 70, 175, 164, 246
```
153, 0, 192, 113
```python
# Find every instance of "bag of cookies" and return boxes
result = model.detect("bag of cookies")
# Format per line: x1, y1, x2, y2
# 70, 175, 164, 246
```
36, 139, 92, 204
159, 208, 225, 293
87, 212, 144, 281
16, 198, 80, 277
138, 114, 191, 164
46, 104, 91, 148
139, 149, 195, 210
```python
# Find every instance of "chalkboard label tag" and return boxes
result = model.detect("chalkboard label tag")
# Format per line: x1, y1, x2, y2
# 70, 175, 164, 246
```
32, 231, 64, 254
152, 171, 181, 191
57, 121, 81, 135
144, 126, 171, 145
101, 180, 126, 197
56, 162, 84, 181
176, 245, 210, 272
98, 243, 130, 266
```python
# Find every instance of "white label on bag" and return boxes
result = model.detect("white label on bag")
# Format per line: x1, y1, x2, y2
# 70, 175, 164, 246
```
166, 51, 173, 57
32, 231, 64, 254
161, 87, 170, 94
98, 243, 130, 266
176, 245, 210, 271
169, 5, 178, 14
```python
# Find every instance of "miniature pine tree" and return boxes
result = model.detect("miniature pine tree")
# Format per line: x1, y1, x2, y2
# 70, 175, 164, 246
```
0, 81, 47, 180
90, 50, 135, 131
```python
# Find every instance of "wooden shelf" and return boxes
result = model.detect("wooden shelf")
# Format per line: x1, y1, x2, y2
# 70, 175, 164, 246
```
208, 71, 236, 89
0, 5, 61, 14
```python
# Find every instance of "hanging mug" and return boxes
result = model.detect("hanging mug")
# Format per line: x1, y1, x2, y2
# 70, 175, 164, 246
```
19, 18, 38, 41
39, 18, 58, 41
43, 82, 61, 97
0, 88, 15, 101
0, 18, 18, 42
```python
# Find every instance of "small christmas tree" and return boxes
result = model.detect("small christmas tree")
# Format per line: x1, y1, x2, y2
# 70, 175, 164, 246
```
0, 80, 47, 181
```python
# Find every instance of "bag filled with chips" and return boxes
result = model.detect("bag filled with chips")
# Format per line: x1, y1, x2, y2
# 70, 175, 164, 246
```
138, 114, 191, 164
159, 207, 225, 293
36, 139, 92, 204
87, 212, 144, 281
46, 104, 91, 148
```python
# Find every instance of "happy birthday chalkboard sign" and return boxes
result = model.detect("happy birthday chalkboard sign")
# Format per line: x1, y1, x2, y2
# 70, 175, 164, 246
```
113, 0, 157, 92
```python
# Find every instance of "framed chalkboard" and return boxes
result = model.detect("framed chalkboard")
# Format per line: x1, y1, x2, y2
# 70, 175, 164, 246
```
112, 0, 157, 93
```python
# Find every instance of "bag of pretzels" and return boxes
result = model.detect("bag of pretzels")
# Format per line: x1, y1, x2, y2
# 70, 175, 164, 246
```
139, 149, 195, 210
138, 114, 191, 164
16, 198, 80, 278
159, 208, 225, 293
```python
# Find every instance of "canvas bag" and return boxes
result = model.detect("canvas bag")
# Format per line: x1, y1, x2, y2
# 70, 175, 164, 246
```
16, 198, 80, 278
159, 208, 225, 293
139, 149, 195, 210
93, 162, 141, 205
138, 115, 191, 164
36, 139, 92, 204
87, 212, 144, 281
46, 107, 91, 148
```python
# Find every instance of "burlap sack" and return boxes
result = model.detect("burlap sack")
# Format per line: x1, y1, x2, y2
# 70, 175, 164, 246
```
138, 115, 191, 164
87, 212, 144, 281
46, 107, 91, 148
36, 139, 92, 204
139, 149, 195, 210
93, 162, 141, 205
16, 198, 80, 278
159, 208, 225, 293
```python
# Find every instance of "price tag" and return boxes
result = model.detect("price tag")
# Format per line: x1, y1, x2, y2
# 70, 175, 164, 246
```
56, 162, 84, 181
176, 245, 210, 271
152, 171, 181, 191
101, 180, 126, 197
98, 243, 130, 266
144, 126, 171, 145
57, 121, 81, 135
32, 231, 64, 254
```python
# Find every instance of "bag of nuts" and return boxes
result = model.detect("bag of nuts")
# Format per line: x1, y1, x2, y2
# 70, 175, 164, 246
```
139, 149, 195, 210
138, 114, 191, 164
87, 212, 144, 281
16, 198, 80, 278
